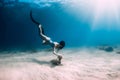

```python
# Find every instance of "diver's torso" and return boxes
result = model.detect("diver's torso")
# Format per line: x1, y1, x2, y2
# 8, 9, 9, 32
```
44, 38, 59, 48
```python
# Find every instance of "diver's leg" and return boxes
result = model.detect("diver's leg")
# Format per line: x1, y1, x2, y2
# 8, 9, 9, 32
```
39, 24, 44, 35
38, 25, 50, 41
40, 25, 45, 35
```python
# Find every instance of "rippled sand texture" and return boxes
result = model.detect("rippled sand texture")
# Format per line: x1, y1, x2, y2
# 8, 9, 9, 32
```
0, 48, 120, 80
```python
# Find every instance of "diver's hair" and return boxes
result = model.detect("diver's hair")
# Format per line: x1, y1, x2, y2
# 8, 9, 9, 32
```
30, 10, 40, 26
59, 41, 65, 49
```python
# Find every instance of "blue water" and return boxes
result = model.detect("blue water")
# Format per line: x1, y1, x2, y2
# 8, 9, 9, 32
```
0, 0, 120, 51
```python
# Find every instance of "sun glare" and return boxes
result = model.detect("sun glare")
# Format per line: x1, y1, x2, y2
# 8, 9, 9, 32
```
66, 0, 120, 30
91, 0, 120, 30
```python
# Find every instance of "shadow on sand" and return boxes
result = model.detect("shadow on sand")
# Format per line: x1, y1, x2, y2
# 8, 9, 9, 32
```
31, 58, 50, 65
0, 56, 63, 68
31, 58, 63, 67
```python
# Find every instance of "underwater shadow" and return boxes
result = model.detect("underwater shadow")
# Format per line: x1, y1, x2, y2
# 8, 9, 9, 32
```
31, 58, 51, 65
0, 57, 62, 68
31, 58, 63, 68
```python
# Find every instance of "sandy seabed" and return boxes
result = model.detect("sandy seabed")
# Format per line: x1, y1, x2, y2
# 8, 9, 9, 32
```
0, 48, 120, 80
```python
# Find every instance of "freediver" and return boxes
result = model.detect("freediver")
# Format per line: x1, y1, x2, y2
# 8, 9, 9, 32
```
30, 11, 65, 64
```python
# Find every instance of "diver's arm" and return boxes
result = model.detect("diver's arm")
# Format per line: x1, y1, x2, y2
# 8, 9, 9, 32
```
53, 47, 63, 62
53, 46, 63, 62
53, 47, 58, 56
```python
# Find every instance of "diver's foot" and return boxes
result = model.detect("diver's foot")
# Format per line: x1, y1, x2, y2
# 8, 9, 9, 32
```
39, 24, 42, 28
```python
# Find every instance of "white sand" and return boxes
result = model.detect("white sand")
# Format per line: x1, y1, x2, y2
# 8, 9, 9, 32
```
0, 48, 120, 80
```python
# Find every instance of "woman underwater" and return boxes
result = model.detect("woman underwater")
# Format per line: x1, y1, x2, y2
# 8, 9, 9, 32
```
30, 11, 65, 64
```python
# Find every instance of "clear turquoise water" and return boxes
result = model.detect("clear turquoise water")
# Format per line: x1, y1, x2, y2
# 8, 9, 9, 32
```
0, 0, 120, 51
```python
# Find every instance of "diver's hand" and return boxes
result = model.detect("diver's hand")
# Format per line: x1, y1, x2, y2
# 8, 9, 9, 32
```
57, 54, 62, 62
